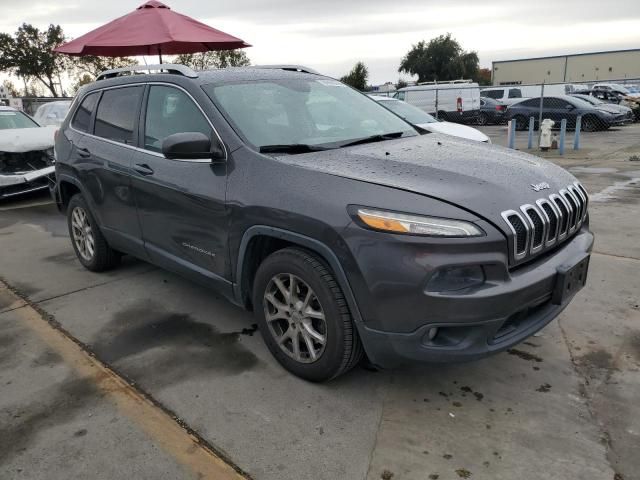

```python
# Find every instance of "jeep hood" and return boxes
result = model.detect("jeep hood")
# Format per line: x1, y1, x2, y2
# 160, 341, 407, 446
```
273, 134, 578, 228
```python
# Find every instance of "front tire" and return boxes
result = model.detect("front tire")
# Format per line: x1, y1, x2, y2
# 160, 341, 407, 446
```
252, 248, 363, 382
581, 115, 598, 132
67, 194, 120, 272
477, 112, 489, 126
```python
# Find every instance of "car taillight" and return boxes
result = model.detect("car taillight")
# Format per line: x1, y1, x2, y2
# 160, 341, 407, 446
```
496, 105, 505, 111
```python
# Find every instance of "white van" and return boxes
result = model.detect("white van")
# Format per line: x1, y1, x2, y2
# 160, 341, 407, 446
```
394, 80, 480, 123
482, 84, 590, 103
480, 86, 525, 105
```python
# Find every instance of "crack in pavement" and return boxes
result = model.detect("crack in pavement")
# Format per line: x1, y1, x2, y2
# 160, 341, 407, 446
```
592, 251, 640, 262
0, 266, 158, 312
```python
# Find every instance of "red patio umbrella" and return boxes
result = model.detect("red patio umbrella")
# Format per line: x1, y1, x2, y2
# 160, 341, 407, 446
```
54, 0, 250, 63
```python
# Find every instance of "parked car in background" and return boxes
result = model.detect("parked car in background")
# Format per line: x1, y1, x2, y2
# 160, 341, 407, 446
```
570, 94, 634, 123
373, 96, 490, 143
394, 80, 480, 124
478, 97, 507, 125
480, 86, 524, 105
506, 95, 625, 131
593, 83, 640, 99
33, 101, 72, 127
54, 64, 593, 381
0, 106, 56, 200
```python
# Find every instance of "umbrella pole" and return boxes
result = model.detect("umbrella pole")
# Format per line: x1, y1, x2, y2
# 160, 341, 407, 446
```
158, 46, 163, 64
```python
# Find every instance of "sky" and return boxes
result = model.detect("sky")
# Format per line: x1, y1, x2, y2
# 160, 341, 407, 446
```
1, 0, 639, 86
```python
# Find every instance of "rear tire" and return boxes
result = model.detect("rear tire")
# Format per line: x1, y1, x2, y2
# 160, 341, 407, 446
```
67, 194, 120, 272
252, 248, 363, 382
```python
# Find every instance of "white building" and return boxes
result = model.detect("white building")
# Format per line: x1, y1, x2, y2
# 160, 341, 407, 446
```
492, 49, 640, 86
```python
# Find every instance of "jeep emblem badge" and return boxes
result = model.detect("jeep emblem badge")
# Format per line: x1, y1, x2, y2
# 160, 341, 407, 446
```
530, 182, 550, 192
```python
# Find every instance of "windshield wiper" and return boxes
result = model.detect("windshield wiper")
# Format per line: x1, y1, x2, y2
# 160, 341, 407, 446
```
259, 144, 336, 154
338, 131, 406, 148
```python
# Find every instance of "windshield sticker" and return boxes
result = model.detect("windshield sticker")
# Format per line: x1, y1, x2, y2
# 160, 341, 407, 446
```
317, 79, 347, 87
0, 112, 17, 116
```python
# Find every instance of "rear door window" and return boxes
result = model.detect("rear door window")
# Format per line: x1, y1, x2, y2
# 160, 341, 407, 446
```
143, 85, 212, 153
71, 92, 100, 133
94, 86, 144, 144
508, 89, 522, 98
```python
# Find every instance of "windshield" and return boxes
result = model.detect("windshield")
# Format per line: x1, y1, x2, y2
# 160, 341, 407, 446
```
203, 78, 416, 150
0, 110, 39, 129
569, 97, 598, 109
574, 95, 602, 105
378, 99, 438, 125
609, 85, 630, 94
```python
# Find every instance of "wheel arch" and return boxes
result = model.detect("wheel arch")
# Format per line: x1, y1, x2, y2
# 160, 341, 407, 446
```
56, 173, 104, 227
234, 226, 364, 327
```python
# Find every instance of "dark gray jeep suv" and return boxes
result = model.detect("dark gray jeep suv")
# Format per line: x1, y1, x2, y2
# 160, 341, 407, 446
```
53, 65, 593, 381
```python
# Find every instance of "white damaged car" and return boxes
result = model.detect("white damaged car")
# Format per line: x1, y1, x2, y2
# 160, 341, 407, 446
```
0, 106, 56, 200
372, 96, 491, 143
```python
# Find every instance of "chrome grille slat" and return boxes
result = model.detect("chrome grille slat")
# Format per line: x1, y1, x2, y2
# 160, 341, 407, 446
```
536, 199, 558, 247
520, 205, 545, 254
568, 186, 584, 226
502, 183, 589, 264
560, 189, 578, 233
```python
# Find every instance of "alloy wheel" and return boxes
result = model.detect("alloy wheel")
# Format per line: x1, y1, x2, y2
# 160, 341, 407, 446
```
71, 206, 95, 261
263, 273, 327, 364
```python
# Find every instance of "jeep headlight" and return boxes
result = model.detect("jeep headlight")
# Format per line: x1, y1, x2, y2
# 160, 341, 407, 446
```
356, 208, 485, 237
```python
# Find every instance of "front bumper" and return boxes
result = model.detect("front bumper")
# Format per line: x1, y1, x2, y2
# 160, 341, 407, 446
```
0, 166, 56, 200
347, 227, 594, 368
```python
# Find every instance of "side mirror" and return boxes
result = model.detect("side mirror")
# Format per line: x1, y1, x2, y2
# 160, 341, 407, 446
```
566, 104, 575, 110
161, 132, 224, 161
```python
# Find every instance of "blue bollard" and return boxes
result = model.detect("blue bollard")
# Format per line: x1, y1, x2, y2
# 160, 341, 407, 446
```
574, 116, 582, 150
527, 117, 535, 149
559, 119, 567, 155
508, 120, 516, 149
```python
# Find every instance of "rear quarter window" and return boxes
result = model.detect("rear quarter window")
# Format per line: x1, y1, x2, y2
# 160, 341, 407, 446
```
71, 92, 100, 133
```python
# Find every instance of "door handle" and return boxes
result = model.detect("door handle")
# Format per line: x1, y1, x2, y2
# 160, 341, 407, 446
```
77, 147, 91, 158
134, 163, 154, 176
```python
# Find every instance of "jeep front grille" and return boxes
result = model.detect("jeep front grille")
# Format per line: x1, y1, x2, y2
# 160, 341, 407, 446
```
502, 182, 588, 263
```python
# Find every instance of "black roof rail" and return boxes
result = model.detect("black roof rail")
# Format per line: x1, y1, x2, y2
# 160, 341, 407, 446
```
96, 64, 198, 81
253, 65, 321, 75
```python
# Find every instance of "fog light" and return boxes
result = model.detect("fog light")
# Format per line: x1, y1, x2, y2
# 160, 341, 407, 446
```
426, 327, 439, 341
426, 265, 485, 292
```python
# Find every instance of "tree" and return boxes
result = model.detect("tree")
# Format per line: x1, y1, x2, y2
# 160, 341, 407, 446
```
2, 80, 19, 97
475, 67, 492, 86
72, 56, 137, 79
0, 23, 69, 97
340, 62, 369, 91
174, 50, 251, 70
396, 78, 408, 90
399, 34, 479, 83
71, 73, 94, 94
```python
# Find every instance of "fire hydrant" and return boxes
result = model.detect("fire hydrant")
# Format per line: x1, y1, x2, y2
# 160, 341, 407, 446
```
539, 119, 555, 150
